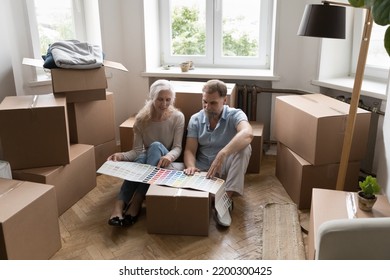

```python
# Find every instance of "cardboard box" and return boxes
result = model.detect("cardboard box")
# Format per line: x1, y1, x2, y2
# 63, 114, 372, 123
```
22, 58, 128, 103
0, 178, 61, 259
12, 144, 96, 215
51, 67, 107, 97
94, 139, 117, 170
67, 92, 115, 146
170, 81, 237, 126
308, 188, 390, 259
276, 142, 360, 210
146, 184, 210, 236
119, 116, 136, 152
247, 121, 264, 173
119, 117, 263, 174
0, 94, 70, 169
274, 93, 371, 165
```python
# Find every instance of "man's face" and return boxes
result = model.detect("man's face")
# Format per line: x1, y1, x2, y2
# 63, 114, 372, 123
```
202, 91, 226, 119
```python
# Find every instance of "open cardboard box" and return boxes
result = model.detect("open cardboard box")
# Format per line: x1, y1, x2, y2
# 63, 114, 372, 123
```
146, 184, 210, 236
23, 58, 128, 103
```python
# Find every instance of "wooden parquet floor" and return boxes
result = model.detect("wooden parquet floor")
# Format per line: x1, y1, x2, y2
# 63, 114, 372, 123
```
50, 154, 309, 260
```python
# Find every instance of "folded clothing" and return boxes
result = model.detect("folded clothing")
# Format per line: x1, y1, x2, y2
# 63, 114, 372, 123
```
43, 40, 103, 69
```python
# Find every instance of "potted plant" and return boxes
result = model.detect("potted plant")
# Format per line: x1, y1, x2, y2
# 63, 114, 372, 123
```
357, 175, 381, 211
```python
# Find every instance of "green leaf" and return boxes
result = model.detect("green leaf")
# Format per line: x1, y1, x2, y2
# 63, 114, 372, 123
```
372, 0, 390, 26
348, 0, 365, 7
385, 25, 390, 56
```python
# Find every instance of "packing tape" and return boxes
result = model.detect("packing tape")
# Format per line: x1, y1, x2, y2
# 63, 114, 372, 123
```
0, 181, 24, 199
173, 188, 183, 212
174, 188, 183, 197
30, 95, 39, 108
346, 192, 357, 219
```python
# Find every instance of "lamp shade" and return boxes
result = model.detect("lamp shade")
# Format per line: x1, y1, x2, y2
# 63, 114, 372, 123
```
297, 4, 346, 39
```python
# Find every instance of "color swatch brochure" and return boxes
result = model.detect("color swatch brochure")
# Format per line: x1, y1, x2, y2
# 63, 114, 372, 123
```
97, 161, 231, 216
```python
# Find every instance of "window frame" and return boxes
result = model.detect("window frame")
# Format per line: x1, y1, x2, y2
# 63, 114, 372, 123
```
159, 0, 275, 69
351, 9, 390, 82
25, 0, 101, 81
26, 0, 87, 60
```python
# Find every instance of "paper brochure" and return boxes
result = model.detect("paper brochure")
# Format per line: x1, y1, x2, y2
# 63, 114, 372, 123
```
97, 160, 231, 216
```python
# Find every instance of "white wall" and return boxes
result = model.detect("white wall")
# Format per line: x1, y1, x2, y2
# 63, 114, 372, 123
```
1, 0, 389, 195
0, 0, 16, 102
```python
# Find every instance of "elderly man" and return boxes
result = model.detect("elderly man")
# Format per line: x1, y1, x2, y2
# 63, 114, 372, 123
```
183, 79, 253, 227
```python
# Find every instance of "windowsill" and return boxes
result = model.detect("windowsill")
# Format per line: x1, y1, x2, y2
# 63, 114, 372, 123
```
142, 66, 280, 81
312, 77, 388, 101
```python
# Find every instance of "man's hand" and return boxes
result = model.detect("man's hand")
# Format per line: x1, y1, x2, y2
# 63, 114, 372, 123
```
206, 151, 226, 178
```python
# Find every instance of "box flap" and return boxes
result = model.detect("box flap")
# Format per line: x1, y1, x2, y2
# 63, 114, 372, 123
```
0, 94, 65, 110
103, 60, 128, 71
23, 57, 128, 72
147, 184, 209, 198
277, 93, 370, 118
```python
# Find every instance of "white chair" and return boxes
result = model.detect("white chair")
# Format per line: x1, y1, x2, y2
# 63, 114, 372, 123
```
316, 217, 390, 260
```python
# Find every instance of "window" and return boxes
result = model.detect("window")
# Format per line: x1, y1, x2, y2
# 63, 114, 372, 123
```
351, 10, 390, 81
159, 0, 275, 69
26, 0, 101, 80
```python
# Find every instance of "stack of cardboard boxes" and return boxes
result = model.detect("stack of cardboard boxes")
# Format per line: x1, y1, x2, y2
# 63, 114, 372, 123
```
0, 61, 125, 259
273, 93, 372, 210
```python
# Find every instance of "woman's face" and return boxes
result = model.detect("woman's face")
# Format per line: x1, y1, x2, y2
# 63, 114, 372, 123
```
153, 90, 173, 113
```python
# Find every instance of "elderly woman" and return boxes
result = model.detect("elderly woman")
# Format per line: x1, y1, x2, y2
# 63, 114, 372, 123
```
107, 80, 185, 227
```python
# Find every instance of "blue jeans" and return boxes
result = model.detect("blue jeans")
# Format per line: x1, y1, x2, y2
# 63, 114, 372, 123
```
117, 141, 169, 204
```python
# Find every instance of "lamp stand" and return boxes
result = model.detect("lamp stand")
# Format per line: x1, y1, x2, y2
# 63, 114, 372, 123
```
336, 8, 373, 190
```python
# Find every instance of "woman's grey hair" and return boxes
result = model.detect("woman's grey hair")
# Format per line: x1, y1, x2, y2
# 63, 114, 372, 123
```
149, 79, 176, 103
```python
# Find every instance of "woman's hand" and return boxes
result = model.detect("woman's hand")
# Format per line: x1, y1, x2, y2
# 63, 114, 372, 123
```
107, 153, 124, 161
157, 155, 173, 168
183, 166, 200, 176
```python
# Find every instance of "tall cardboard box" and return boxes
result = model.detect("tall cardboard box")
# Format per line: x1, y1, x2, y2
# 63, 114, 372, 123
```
0, 94, 70, 169
274, 93, 371, 165
94, 139, 117, 170
119, 116, 136, 152
12, 144, 96, 215
247, 121, 264, 173
146, 184, 210, 236
0, 178, 61, 259
67, 92, 116, 145
275, 142, 360, 209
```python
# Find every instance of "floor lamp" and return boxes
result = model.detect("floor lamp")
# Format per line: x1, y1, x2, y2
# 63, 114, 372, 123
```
298, 1, 373, 191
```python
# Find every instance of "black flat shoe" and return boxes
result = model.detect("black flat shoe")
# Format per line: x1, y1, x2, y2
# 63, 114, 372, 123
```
122, 215, 138, 226
108, 216, 123, 227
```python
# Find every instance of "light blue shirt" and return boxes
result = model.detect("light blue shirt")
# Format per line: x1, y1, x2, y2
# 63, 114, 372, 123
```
187, 105, 248, 170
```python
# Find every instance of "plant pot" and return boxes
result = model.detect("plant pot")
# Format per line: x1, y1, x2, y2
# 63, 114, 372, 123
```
357, 191, 377, 211
180, 62, 190, 72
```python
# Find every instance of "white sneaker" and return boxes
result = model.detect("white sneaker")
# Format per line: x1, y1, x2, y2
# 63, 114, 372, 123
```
215, 208, 231, 227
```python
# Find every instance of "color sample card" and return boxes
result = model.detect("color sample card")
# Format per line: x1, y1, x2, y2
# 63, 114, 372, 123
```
97, 161, 224, 195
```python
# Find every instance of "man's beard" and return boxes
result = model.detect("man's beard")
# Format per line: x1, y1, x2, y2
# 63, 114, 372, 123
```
205, 110, 219, 120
